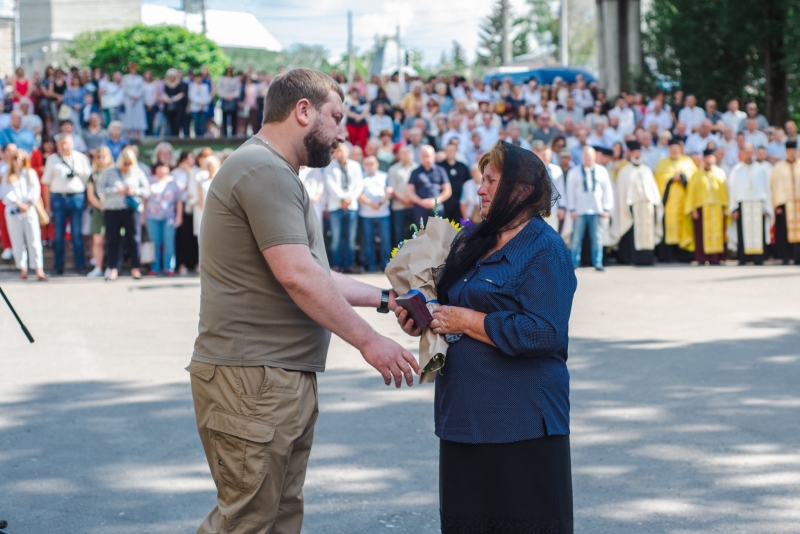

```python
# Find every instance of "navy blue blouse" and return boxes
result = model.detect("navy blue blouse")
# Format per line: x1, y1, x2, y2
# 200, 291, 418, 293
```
434, 216, 578, 444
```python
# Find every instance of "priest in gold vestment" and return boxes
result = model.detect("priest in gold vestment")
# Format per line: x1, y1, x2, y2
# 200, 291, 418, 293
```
654, 138, 696, 262
685, 148, 729, 265
770, 140, 800, 264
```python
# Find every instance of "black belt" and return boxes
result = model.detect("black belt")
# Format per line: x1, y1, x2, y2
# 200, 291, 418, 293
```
53, 192, 83, 196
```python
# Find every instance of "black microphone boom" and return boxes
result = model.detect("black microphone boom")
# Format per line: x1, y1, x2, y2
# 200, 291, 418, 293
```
0, 285, 34, 343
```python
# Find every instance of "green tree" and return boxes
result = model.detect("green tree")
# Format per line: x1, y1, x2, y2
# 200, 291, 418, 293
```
645, 0, 800, 124
452, 41, 468, 72
476, 0, 531, 66
226, 44, 333, 74
89, 24, 229, 77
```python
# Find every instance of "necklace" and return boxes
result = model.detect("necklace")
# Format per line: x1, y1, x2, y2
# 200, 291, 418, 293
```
253, 132, 271, 147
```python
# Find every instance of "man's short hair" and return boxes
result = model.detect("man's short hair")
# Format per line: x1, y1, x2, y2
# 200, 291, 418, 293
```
263, 68, 344, 125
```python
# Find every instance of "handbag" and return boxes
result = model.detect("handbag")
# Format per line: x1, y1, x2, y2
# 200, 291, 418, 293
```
58, 103, 73, 121
140, 241, 155, 265
221, 98, 238, 113
34, 198, 50, 226
116, 168, 142, 211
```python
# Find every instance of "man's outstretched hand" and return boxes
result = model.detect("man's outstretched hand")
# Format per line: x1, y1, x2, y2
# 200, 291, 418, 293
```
360, 334, 420, 387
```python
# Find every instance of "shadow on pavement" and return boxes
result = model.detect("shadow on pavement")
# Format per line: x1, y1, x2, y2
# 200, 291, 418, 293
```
569, 317, 800, 533
1, 319, 799, 533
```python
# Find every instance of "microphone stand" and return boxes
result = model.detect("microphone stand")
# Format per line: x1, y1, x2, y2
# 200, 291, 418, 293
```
0, 285, 34, 343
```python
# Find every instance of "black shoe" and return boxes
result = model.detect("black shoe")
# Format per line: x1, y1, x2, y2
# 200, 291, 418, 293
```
77, 267, 89, 275
54, 269, 64, 276
347, 265, 364, 274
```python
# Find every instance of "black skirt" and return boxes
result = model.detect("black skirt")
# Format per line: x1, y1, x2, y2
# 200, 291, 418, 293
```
175, 213, 198, 270
440, 435, 573, 534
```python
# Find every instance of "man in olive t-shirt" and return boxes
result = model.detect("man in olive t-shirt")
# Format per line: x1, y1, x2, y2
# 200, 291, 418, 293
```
187, 69, 419, 534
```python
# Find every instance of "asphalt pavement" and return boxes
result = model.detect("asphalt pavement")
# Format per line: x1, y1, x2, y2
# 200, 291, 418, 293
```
0, 264, 799, 533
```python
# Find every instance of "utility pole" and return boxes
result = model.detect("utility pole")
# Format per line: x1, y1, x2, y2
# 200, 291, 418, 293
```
347, 10, 354, 86
560, 0, 569, 66
201, 0, 207, 35
396, 25, 404, 87
501, 0, 512, 65
13, 0, 21, 68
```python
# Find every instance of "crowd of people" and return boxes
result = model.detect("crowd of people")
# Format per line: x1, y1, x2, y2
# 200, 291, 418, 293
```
1, 62, 799, 278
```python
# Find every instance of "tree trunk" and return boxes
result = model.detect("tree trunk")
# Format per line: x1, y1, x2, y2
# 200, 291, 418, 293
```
765, 1, 789, 125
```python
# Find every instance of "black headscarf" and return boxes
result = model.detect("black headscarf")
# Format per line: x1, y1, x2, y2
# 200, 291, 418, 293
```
436, 141, 558, 305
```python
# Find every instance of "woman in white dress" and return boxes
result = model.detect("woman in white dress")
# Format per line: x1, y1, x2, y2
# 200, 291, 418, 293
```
122, 63, 147, 139
0, 149, 46, 281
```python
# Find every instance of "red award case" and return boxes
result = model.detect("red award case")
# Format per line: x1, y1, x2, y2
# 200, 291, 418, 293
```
395, 291, 434, 328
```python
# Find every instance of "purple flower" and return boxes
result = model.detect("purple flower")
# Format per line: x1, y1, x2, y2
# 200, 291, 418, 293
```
459, 218, 472, 229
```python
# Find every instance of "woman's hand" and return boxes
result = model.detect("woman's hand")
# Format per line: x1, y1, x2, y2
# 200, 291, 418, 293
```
431, 306, 471, 335
395, 306, 423, 337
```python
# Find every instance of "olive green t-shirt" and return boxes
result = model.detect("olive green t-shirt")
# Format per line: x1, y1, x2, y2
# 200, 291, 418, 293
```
192, 137, 331, 371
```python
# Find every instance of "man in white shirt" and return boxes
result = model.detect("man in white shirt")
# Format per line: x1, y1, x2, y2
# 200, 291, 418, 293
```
358, 156, 394, 272
441, 115, 464, 149
602, 115, 625, 150
475, 111, 499, 151
586, 122, 607, 152
684, 120, 720, 156
18, 99, 43, 136
739, 102, 770, 132
324, 144, 363, 273
721, 125, 740, 169
743, 118, 768, 149
678, 94, 707, 133
643, 98, 673, 134
463, 131, 483, 168
566, 146, 615, 270
608, 96, 635, 136
641, 131, 666, 171
523, 79, 542, 107
572, 78, 594, 111
41, 133, 93, 274
721, 99, 746, 134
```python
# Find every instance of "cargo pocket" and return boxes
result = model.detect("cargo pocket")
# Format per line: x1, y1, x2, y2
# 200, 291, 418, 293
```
207, 410, 275, 501
185, 360, 216, 381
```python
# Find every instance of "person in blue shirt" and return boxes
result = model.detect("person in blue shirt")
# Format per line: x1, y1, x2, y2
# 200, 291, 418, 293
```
103, 120, 130, 161
0, 111, 38, 154
405, 145, 452, 226
397, 141, 578, 533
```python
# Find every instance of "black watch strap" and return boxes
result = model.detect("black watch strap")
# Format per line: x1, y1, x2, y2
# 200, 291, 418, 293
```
377, 289, 391, 314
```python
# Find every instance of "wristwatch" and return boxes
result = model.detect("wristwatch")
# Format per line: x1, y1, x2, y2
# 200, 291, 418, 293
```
377, 289, 391, 314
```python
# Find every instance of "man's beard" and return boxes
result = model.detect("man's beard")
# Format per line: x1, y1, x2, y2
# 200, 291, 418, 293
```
304, 118, 337, 168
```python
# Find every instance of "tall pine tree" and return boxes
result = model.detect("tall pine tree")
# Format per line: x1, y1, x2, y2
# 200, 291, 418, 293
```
476, 0, 530, 66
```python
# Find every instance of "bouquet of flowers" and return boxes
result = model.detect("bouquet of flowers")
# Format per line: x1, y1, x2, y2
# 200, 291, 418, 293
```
384, 207, 462, 383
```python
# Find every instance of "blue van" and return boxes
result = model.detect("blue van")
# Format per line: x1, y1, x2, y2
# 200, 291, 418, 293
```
483, 67, 597, 86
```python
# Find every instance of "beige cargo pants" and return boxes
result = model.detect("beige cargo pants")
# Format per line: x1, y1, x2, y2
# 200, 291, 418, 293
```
187, 361, 318, 534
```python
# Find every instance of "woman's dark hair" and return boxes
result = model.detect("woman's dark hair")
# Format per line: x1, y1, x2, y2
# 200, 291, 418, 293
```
436, 141, 557, 304
176, 149, 193, 166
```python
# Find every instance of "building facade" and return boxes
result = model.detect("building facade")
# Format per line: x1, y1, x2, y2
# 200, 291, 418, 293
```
20, 0, 142, 73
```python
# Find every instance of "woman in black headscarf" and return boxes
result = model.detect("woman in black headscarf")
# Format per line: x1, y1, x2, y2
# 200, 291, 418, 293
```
397, 141, 578, 533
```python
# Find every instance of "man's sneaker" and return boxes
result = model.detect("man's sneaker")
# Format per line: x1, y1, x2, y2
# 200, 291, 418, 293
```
1, 248, 12, 261
87, 267, 104, 278
595, 265, 605, 272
